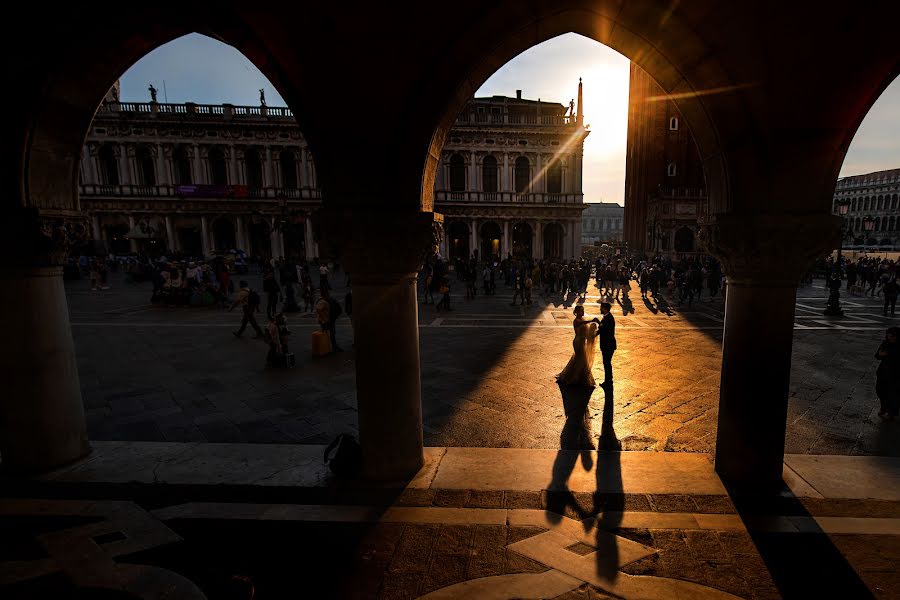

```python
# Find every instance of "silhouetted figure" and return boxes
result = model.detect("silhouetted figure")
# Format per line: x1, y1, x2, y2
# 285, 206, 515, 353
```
598, 302, 616, 387
876, 327, 899, 420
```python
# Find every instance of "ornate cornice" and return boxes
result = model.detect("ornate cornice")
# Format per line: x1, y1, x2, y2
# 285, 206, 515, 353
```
700, 213, 841, 286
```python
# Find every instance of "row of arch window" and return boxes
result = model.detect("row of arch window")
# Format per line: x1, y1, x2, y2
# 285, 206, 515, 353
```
96, 145, 305, 189
843, 195, 900, 212
847, 216, 899, 232
446, 154, 563, 194
587, 218, 622, 231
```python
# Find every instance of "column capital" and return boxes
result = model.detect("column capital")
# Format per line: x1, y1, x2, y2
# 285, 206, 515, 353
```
700, 213, 840, 286
0, 206, 92, 267
313, 209, 443, 278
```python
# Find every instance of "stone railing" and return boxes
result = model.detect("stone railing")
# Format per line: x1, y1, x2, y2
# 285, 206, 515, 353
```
79, 183, 320, 200
454, 113, 574, 127
434, 191, 582, 204
97, 101, 296, 122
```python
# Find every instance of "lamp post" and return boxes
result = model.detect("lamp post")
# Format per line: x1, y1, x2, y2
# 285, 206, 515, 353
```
824, 199, 851, 316
862, 215, 876, 249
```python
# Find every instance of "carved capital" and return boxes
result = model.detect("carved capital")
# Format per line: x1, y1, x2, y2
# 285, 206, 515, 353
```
700, 213, 841, 286
313, 209, 443, 279
0, 207, 92, 267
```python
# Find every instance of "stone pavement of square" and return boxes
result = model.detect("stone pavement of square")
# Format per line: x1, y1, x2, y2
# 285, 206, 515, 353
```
2, 444, 898, 599
66, 271, 900, 457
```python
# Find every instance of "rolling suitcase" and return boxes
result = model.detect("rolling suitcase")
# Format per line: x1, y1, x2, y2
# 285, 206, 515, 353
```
311, 330, 331, 357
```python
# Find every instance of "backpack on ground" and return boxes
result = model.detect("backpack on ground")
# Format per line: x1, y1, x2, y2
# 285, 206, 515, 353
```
324, 433, 361, 477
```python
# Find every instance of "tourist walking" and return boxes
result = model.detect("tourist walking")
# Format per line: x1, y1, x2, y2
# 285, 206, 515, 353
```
231, 280, 264, 338
882, 278, 898, 316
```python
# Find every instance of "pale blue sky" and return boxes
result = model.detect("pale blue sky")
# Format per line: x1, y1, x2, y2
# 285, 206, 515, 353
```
121, 33, 900, 204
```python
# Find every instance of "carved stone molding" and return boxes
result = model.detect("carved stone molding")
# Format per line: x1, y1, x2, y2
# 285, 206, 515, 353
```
700, 213, 841, 286
313, 209, 443, 278
1, 207, 92, 267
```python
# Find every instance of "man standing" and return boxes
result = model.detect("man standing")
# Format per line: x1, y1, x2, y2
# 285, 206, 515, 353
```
598, 302, 617, 387
883, 277, 898, 317
263, 270, 281, 320
231, 280, 264, 338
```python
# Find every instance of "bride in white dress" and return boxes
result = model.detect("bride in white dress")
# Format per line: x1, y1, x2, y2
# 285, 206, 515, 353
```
556, 305, 601, 387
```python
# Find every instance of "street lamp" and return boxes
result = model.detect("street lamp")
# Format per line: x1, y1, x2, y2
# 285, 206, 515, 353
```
824, 199, 851, 316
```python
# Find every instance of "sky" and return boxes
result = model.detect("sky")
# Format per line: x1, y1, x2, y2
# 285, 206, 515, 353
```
120, 32, 900, 204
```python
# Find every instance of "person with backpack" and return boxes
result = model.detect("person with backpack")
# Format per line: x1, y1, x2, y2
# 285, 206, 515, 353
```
230, 280, 264, 338
319, 288, 344, 352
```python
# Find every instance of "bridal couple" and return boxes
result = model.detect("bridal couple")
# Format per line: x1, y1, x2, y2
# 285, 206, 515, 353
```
556, 302, 617, 388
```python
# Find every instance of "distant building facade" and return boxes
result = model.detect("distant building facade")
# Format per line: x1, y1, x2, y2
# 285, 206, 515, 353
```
80, 83, 589, 261
832, 168, 900, 249
623, 63, 707, 257
581, 203, 624, 245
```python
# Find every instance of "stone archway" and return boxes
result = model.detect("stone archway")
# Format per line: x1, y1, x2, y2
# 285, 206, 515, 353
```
480, 221, 501, 260
212, 218, 236, 251
512, 222, 533, 258
544, 222, 566, 260
674, 227, 694, 253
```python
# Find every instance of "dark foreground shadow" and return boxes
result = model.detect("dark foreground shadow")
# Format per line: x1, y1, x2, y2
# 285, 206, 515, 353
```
550, 382, 624, 583
727, 483, 875, 599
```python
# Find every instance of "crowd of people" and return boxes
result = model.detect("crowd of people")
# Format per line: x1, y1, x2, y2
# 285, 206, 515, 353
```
823, 255, 899, 316
419, 251, 725, 311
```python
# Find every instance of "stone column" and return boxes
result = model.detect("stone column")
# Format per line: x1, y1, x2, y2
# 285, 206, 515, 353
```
127, 215, 138, 253
200, 216, 211, 257
236, 216, 247, 251
567, 221, 576, 259
0, 266, 90, 472
91, 215, 101, 240
574, 219, 582, 258
300, 148, 309, 188
269, 218, 280, 258
316, 210, 442, 480
229, 148, 239, 186
469, 152, 478, 192
503, 154, 511, 193
534, 220, 543, 260
155, 144, 169, 186
535, 153, 543, 194
502, 220, 510, 258
263, 147, 274, 190
165, 216, 175, 252
117, 144, 132, 186
469, 219, 478, 260
703, 214, 839, 493
191, 144, 203, 185
305, 218, 316, 260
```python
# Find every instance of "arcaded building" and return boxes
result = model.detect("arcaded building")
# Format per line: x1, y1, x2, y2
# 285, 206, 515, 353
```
832, 168, 900, 248
623, 63, 707, 256
80, 84, 589, 262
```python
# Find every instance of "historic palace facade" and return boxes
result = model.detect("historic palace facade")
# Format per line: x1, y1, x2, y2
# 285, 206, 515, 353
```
80, 83, 589, 262
623, 63, 707, 257
832, 168, 900, 249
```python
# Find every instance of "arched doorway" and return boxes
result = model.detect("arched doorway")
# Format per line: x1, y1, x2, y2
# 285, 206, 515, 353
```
449, 154, 466, 194
480, 221, 501, 260
104, 223, 129, 254
208, 147, 228, 186
98, 145, 119, 186
447, 221, 470, 263
178, 226, 202, 257
674, 227, 694, 253
544, 222, 565, 259
282, 219, 306, 259
512, 222, 533, 258
212, 218, 236, 251
248, 220, 271, 258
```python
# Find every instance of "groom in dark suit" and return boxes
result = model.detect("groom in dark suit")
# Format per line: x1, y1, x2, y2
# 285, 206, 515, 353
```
598, 302, 617, 387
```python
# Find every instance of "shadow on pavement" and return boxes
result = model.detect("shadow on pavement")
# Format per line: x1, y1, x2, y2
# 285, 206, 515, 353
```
728, 485, 875, 599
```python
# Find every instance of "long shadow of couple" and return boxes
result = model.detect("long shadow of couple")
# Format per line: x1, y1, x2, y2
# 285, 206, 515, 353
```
547, 381, 624, 583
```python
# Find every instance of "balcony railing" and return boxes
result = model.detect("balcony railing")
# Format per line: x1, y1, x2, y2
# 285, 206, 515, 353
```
79, 183, 320, 200
434, 191, 583, 204
97, 101, 296, 122
454, 113, 574, 127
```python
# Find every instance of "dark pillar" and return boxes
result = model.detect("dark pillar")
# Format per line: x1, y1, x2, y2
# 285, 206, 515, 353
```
704, 214, 839, 493
317, 210, 442, 480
